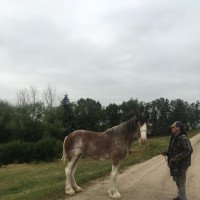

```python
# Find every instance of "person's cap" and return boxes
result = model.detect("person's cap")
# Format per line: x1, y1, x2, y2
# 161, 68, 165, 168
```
171, 121, 182, 128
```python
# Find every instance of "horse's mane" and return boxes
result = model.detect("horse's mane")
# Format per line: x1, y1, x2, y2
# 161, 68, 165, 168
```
105, 117, 136, 136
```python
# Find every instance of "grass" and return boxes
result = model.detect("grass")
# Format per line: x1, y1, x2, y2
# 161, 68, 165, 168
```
0, 129, 199, 200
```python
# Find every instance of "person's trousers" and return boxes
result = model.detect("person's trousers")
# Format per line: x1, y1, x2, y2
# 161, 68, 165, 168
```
173, 168, 188, 200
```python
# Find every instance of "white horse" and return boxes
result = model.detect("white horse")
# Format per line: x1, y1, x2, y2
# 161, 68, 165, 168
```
62, 112, 149, 199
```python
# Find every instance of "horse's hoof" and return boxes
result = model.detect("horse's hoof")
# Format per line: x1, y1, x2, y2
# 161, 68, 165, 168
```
108, 189, 113, 197
74, 186, 83, 192
112, 192, 121, 199
65, 188, 75, 195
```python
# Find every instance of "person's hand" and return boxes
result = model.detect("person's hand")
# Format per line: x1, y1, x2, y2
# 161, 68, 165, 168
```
169, 157, 177, 166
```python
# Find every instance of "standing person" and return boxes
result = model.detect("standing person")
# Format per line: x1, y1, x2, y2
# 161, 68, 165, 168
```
162, 121, 193, 200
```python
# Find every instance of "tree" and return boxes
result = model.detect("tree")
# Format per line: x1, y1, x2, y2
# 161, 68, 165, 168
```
17, 86, 39, 105
0, 100, 14, 143
105, 103, 121, 127
43, 106, 65, 140
17, 88, 30, 106
145, 101, 158, 136
149, 98, 171, 136
120, 98, 144, 122
194, 101, 200, 127
75, 98, 103, 131
13, 103, 45, 142
61, 94, 77, 135
170, 99, 188, 124
43, 84, 57, 108
187, 101, 200, 129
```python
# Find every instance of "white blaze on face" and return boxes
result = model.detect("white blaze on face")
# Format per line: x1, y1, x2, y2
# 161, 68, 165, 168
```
140, 123, 147, 145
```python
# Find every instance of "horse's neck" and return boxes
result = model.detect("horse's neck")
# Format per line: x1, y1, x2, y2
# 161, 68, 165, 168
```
125, 130, 137, 146
104, 122, 137, 144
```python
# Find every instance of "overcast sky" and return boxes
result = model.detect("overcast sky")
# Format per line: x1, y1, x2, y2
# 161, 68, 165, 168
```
0, 0, 199, 106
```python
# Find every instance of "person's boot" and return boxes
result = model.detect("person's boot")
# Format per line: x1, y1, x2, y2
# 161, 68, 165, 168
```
173, 197, 181, 200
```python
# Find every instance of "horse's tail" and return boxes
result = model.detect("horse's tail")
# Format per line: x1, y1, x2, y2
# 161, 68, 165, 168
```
61, 136, 68, 163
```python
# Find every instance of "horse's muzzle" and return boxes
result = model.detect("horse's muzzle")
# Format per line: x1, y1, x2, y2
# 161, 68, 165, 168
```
140, 138, 147, 145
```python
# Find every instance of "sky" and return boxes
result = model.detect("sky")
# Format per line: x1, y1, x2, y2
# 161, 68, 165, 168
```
0, 0, 200, 106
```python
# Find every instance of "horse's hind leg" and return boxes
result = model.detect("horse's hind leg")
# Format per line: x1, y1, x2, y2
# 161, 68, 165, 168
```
65, 156, 77, 195
71, 154, 83, 192
108, 162, 121, 199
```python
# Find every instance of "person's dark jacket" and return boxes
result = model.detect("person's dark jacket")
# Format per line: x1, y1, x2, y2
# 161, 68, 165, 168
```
163, 134, 193, 175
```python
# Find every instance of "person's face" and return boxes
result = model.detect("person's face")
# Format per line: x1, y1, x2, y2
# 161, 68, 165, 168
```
170, 123, 180, 134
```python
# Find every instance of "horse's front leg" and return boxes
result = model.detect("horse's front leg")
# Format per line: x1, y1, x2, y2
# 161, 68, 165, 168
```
108, 162, 121, 199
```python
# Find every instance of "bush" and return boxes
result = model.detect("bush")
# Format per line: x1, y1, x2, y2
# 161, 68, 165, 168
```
0, 141, 34, 164
0, 137, 62, 165
34, 137, 61, 161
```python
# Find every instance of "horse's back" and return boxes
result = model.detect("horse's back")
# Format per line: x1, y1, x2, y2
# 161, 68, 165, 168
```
64, 130, 103, 151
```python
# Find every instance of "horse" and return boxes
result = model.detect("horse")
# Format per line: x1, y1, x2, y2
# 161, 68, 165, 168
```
61, 112, 149, 199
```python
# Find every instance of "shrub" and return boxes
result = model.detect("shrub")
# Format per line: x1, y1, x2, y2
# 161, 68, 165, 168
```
0, 137, 62, 165
34, 137, 60, 161
0, 141, 34, 164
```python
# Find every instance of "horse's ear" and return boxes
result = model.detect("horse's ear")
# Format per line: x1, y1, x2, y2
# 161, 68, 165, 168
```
136, 112, 141, 121
136, 112, 139, 119
145, 112, 149, 120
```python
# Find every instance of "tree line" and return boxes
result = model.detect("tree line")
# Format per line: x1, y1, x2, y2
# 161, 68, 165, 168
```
1, 88, 200, 144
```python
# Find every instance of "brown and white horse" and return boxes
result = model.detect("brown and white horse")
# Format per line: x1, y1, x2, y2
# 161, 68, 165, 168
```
61, 112, 149, 199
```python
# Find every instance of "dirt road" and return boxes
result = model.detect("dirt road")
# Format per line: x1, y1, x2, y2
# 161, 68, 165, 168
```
67, 134, 200, 200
